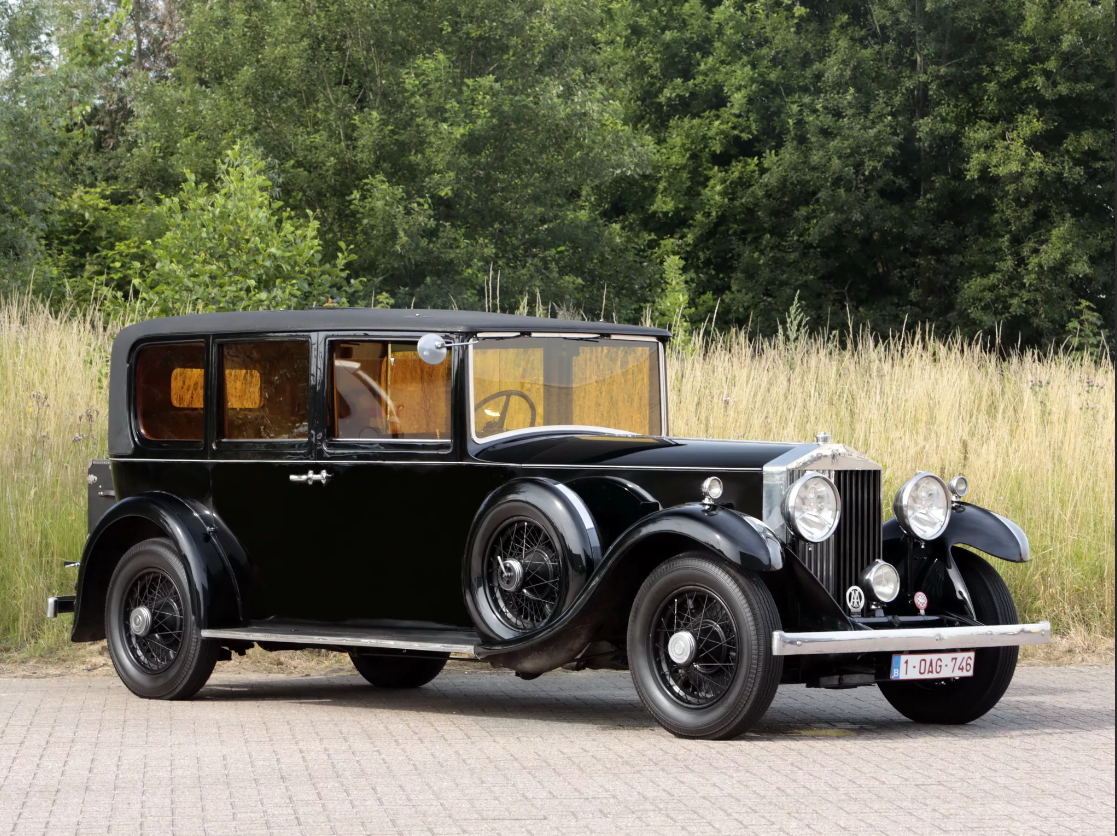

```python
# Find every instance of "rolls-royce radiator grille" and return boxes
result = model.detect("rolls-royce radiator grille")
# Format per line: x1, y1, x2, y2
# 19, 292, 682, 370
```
792, 469, 882, 598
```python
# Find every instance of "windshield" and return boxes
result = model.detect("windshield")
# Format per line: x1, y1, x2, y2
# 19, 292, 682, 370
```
470, 336, 664, 440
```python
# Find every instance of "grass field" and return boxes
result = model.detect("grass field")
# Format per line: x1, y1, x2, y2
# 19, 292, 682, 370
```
1, 299, 1112, 655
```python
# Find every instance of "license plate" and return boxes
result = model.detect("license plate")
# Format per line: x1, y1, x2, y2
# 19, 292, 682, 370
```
890, 651, 975, 680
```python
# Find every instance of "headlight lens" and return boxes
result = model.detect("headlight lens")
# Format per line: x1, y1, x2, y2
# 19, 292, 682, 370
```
782, 471, 841, 542
862, 560, 900, 603
893, 472, 951, 540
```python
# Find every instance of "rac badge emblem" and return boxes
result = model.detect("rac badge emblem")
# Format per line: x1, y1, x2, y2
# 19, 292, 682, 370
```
845, 585, 865, 614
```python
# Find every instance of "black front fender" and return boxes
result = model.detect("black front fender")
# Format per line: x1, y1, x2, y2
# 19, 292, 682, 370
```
72, 493, 247, 642
883, 502, 1031, 563
605, 503, 783, 573
476, 503, 782, 673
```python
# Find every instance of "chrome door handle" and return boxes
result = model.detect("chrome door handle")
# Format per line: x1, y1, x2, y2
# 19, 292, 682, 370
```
290, 469, 332, 485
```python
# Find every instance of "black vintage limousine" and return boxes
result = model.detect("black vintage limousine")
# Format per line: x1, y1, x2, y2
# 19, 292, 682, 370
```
47, 309, 1049, 739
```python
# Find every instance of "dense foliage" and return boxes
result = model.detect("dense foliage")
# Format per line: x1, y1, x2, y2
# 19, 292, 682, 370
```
1, 0, 1113, 344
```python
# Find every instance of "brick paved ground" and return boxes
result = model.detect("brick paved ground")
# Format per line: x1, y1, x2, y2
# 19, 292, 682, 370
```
0, 664, 1112, 836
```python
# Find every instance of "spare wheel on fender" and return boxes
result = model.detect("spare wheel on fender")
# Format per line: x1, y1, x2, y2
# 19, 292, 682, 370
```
465, 478, 600, 642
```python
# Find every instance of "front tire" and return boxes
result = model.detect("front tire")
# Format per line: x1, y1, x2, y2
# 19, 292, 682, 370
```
349, 651, 448, 688
105, 538, 220, 700
878, 548, 1019, 724
628, 553, 783, 740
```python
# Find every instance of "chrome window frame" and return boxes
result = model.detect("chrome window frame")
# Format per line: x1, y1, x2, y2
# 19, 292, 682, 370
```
467, 334, 668, 445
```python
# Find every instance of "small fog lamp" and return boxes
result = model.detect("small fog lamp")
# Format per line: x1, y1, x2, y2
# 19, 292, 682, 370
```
701, 476, 724, 504
862, 560, 901, 603
949, 475, 969, 499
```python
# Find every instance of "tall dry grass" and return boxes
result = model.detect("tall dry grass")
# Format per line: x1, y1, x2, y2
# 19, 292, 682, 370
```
671, 327, 1114, 636
0, 299, 1112, 650
0, 300, 114, 648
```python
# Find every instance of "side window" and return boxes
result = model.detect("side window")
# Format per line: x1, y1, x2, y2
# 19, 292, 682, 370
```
220, 341, 310, 440
329, 341, 451, 440
134, 342, 205, 442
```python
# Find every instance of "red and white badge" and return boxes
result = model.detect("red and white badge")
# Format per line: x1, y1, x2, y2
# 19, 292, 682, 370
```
913, 591, 928, 612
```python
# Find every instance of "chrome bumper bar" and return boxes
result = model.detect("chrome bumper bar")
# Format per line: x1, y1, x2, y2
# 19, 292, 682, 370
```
772, 621, 1051, 657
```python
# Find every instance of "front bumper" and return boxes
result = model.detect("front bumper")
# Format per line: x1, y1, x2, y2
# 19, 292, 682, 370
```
772, 621, 1051, 656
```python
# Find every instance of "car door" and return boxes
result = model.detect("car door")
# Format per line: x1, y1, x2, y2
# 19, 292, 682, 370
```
208, 334, 324, 621
310, 333, 503, 627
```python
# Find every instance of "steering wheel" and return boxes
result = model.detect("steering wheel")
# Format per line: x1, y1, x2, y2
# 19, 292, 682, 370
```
475, 390, 538, 435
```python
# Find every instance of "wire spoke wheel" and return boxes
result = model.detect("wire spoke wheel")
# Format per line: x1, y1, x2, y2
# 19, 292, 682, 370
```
651, 586, 739, 707
121, 568, 184, 674
485, 517, 563, 631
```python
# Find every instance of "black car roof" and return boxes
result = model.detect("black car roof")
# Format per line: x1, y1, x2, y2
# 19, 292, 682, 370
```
114, 308, 670, 343
107, 309, 669, 456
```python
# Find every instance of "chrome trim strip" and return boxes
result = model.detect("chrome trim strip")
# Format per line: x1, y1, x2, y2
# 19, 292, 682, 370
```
107, 456, 764, 471
326, 438, 452, 445
771, 621, 1051, 656
520, 463, 762, 472
109, 457, 463, 465
200, 627, 478, 656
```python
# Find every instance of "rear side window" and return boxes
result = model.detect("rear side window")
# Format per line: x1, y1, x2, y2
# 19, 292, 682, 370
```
134, 342, 206, 442
220, 341, 310, 440
329, 341, 452, 440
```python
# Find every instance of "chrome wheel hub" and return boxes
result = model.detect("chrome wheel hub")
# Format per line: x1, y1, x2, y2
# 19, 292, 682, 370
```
129, 606, 153, 637
667, 631, 697, 666
497, 558, 524, 592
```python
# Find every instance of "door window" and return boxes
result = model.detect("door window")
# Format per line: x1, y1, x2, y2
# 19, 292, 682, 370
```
134, 342, 206, 441
329, 341, 451, 440
220, 341, 310, 440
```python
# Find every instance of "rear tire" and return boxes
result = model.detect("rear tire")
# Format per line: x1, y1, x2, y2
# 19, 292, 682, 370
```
878, 548, 1019, 724
628, 553, 783, 740
349, 650, 448, 688
105, 538, 220, 700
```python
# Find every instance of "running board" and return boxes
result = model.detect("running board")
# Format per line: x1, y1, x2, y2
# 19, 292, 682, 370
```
201, 623, 480, 656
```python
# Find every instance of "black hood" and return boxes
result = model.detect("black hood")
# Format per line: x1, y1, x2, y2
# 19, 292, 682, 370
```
474, 433, 800, 471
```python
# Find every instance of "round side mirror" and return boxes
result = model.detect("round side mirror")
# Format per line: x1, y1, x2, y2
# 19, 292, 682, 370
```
417, 333, 448, 365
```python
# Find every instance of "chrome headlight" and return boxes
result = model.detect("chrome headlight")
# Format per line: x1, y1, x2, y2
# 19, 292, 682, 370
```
893, 472, 951, 541
782, 471, 841, 543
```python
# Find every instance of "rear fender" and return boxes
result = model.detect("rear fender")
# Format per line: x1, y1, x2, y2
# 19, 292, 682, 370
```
72, 493, 248, 642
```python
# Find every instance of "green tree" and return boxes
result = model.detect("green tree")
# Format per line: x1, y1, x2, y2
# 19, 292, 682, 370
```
132, 147, 360, 314
118, 0, 656, 317
1, 0, 136, 297
605, 0, 1115, 343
